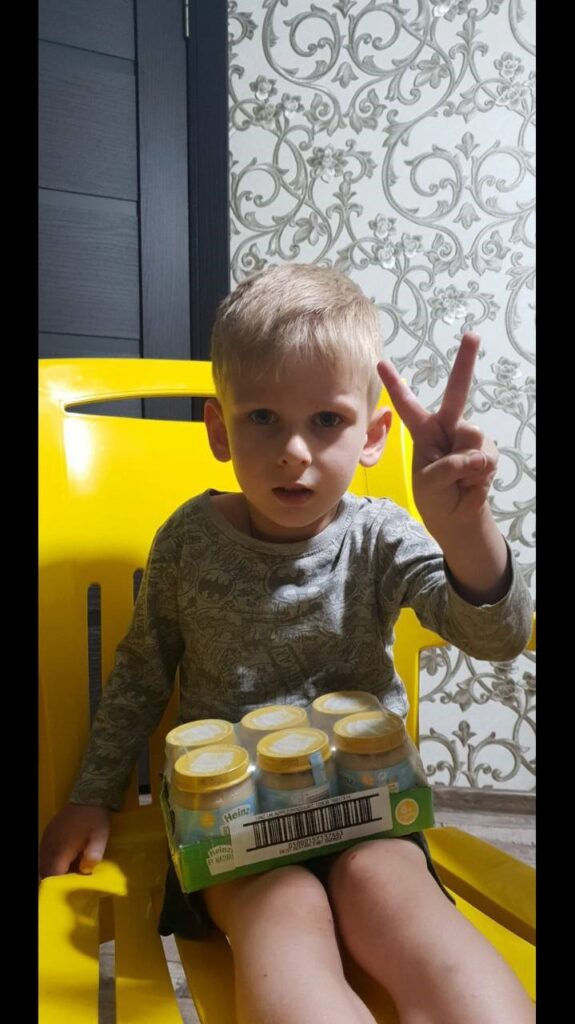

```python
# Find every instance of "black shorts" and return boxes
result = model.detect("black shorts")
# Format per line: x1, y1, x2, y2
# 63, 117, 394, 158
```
157, 832, 454, 940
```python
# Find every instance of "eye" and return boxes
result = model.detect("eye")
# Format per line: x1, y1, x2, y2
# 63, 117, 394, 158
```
249, 409, 276, 425
314, 411, 342, 428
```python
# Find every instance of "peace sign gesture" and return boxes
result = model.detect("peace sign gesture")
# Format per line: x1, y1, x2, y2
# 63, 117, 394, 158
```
378, 334, 498, 541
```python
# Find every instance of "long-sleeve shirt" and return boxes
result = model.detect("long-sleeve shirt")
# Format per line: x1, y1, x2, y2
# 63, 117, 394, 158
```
70, 489, 533, 810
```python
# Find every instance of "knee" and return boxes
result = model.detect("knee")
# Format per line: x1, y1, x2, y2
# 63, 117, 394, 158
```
213, 865, 333, 939
328, 839, 429, 915
249, 865, 332, 922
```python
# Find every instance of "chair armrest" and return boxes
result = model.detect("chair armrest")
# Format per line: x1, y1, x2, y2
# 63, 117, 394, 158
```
39, 864, 128, 1024
426, 826, 535, 944
39, 857, 185, 1024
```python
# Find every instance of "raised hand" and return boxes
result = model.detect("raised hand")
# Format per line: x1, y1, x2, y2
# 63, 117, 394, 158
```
378, 334, 498, 541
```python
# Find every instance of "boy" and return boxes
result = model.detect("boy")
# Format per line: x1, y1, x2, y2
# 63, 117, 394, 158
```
40, 265, 534, 1023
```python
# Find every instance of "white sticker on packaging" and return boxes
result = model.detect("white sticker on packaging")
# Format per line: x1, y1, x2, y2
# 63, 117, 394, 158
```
267, 733, 315, 755
322, 696, 368, 712
229, 787, 392, 867
191, 750, 236, 773
252, 709, 294, 728
344, 718, 388, 737
177, 722, 223, 743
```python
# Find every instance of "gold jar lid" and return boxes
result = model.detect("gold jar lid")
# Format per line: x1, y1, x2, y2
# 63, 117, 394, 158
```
241, 705, 309, 732
312, 691, 380, 717
166, 719, 235, 752
257, 728, 331, 774
333, 711, 407, 754
173, 745, 251, 793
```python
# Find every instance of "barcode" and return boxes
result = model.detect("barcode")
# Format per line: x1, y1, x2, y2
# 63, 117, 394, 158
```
229, 787, 392, 867
246, 795, 382, 851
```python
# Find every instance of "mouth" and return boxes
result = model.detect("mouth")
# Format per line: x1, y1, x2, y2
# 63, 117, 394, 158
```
272, 485, 314, 504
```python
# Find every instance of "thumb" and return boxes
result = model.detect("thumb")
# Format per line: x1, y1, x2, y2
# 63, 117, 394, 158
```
78, 827, 109, 874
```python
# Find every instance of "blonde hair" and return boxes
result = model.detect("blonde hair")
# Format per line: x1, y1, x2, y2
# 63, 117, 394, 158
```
210, 264, 383, 409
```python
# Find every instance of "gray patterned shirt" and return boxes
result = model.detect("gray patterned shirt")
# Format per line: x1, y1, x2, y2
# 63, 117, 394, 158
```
70, 490, 533, 810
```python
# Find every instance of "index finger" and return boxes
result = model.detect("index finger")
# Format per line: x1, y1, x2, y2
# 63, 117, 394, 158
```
377, 359, 429, 436
438, 333, 480, 430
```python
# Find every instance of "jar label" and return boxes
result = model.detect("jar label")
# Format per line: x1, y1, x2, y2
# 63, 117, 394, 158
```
258, 776, 337, 812
174, 795, 258, 844
337, 759, 419, 795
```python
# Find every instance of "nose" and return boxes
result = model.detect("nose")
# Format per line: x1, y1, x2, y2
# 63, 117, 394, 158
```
278, 432, 312, 467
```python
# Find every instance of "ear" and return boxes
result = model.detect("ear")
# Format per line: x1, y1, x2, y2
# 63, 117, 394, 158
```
359, 406, 392, 468
204, 399, 232, 462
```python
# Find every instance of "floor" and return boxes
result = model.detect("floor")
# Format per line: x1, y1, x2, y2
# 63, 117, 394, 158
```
98, 805, 535, 1023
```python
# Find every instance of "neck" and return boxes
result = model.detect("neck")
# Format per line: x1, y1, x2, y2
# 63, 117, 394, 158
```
246, 501, 341, 544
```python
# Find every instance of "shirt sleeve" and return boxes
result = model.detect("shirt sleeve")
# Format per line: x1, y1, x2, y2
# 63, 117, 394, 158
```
69, 513, 185, 811
376, 505, 534, 662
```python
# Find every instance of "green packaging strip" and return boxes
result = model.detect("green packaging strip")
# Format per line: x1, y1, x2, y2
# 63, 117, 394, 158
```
161, 779, 434, 893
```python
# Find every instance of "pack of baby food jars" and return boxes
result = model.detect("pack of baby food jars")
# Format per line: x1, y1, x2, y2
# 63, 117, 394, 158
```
161, 694, 434, 894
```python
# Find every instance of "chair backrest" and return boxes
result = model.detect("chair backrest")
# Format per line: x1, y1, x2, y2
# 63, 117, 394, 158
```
39, 359, 438, 835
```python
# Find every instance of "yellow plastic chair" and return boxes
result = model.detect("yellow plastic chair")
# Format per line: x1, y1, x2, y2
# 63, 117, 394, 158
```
39, 359, 535, 1023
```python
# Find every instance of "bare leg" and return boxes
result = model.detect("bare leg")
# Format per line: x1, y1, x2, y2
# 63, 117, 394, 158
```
203, 865, 376, 1024
327, 839, 534, 1024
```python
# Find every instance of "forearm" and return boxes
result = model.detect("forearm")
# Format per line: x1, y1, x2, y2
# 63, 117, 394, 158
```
70, 709, 153, 811
70, 642, 179, 809
70, 692, 167, 810
378, 501, 532, 662
430, 508, 510, 606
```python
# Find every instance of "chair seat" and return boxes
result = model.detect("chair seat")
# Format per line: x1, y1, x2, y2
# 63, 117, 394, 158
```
40, 819, 535, 1023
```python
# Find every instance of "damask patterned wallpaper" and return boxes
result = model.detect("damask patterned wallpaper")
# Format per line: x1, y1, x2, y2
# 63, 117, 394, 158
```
227, 0, 535, 791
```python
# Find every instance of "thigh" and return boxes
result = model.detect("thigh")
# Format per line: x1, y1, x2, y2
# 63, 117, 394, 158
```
158, 855, 355, 942
204, 866, 380, 1024
326, 836, 449, 923
204, 863, 336, 939
308, 833, 453, 904
397, 831, 455, 903
324, 838, 534, 1024
157, 834, 452, 941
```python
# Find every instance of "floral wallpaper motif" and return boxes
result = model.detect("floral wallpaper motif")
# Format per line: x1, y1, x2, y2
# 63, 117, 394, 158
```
227, 0, 535, 791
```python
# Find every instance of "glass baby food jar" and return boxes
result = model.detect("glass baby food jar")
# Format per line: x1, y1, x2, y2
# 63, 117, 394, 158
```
333, 711, 427, 795
239, 704, 309, 757
171, 745, 257, 844
164, 719, 236, 780
310, 691, 381, 739
256, 728, 337, 811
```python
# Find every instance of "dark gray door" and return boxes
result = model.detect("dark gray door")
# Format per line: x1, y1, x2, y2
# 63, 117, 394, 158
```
39, 0, 229, 420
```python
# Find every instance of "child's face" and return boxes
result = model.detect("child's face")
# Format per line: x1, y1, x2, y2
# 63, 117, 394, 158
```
205, 355, 390, 542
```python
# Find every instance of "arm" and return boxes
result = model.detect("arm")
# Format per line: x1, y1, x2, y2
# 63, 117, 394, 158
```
375, 506, 532, 662
39, 514, 185, 877
378, 334, 512, 606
